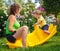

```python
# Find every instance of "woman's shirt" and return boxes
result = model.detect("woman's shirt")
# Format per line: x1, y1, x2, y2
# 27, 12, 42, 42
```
6, 20, 20, 35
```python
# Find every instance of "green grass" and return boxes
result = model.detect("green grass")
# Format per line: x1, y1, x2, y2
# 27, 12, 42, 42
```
0, 34, 60, 51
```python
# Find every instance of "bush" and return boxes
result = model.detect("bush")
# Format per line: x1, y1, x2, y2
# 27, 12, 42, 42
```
0, 10, 8, 37
0, 2, 8, 37
43, 0, 60, 15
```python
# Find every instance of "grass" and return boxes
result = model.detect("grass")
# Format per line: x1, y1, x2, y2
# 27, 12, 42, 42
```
0, 33, 60, 51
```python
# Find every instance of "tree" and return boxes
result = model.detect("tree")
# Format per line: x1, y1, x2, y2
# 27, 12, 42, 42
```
43, 0, 60, 15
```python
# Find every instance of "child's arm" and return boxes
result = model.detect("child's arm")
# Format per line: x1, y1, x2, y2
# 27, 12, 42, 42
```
33, 15, 44, 26
32, 21, 42, 27
36, 21, 42, 25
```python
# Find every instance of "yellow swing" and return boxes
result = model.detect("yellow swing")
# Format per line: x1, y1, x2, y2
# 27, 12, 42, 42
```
7, 24, 57, 48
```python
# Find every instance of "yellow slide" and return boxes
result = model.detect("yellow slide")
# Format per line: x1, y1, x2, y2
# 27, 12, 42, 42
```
7, 24, 57, 48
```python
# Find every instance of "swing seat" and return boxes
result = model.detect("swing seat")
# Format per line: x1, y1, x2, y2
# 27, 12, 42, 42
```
7, 24, 57, 48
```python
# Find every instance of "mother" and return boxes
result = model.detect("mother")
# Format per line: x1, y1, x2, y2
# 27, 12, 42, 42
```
6, 3, 28, 47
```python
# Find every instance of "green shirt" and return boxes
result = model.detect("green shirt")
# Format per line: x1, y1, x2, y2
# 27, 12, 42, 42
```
6, 20, 20, 34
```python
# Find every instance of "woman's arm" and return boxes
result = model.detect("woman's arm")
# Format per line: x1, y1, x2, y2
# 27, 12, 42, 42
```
8, 15, 16, 32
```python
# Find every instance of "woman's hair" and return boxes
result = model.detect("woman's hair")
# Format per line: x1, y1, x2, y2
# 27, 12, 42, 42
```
10, 3, 21, 15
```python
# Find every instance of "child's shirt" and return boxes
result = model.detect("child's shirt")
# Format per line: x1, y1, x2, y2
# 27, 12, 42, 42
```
37, 15, 46, 28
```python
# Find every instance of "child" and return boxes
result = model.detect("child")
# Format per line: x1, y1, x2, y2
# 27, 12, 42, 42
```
31, 7, 50, 34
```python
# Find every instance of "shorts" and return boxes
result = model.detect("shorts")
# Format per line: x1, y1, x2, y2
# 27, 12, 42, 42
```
6, 31, 16, 43
41, 24, 49, 30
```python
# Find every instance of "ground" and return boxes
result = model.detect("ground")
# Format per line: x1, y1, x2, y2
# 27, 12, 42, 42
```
0, 33, 60, 51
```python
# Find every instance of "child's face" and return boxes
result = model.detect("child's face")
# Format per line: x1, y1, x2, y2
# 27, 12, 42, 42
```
32, 13, 40, 19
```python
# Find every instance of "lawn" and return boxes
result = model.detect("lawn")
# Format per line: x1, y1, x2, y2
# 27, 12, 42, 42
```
0, 33, 60, 51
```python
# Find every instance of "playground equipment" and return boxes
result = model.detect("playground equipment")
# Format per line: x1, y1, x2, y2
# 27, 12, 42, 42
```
7, 24, 57, 48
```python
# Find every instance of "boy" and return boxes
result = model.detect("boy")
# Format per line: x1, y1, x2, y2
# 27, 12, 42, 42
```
31, 7, 50, 34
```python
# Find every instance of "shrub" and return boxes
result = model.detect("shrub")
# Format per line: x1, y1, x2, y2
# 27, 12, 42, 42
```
43, 0, 60, 15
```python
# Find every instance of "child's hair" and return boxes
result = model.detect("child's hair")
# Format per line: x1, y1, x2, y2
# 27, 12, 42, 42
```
10, 3, 21, 15
31, 7, 45, 15
37, 7, 45, 12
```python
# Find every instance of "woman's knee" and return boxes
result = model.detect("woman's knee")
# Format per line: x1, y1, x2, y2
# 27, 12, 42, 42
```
22, 26, 28, 31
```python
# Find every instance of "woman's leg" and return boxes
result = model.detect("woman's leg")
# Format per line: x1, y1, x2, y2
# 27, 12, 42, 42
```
13, 26, 28, 47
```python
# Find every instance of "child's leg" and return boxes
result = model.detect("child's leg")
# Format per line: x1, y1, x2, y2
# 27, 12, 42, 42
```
41, 25, 50, 34
43, 30, 50, 34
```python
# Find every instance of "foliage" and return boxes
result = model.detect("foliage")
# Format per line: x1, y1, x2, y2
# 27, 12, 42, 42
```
43, 0, 60, 15
0, 2, 8, 37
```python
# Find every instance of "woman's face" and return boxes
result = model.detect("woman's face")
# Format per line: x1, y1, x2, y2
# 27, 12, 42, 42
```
15, 8, 21, 15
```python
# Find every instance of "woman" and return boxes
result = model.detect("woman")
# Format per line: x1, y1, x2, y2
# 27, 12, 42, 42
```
6, 3, 28, 47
